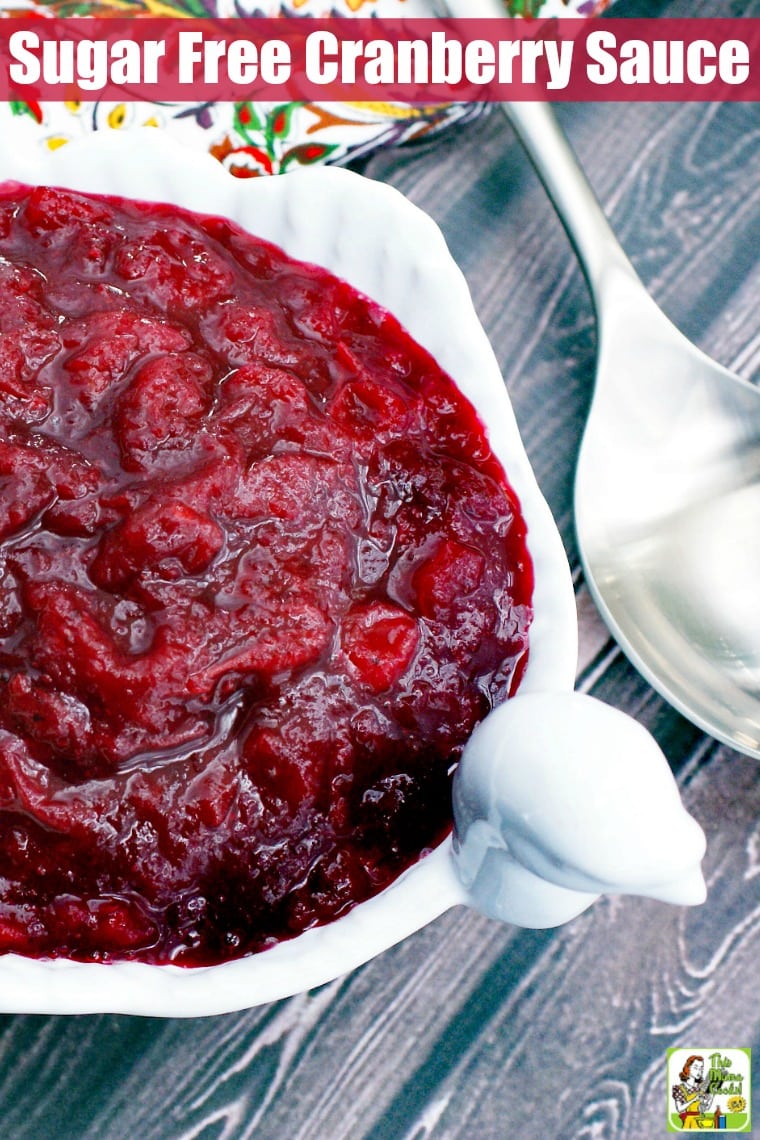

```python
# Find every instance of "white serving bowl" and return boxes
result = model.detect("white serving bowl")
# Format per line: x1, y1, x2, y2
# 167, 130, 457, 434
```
0, 128, 579, 1016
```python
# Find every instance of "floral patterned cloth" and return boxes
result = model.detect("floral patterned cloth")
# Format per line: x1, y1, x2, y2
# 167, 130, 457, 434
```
1, 0, 609, 174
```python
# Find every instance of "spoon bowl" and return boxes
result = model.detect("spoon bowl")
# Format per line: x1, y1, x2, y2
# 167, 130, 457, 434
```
441, 0, 760, 755
575, 266, 760, 756
499, 100, 760, 758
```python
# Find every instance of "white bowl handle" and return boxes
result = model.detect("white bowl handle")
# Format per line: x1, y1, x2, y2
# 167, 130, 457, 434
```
451, 692, 707, 929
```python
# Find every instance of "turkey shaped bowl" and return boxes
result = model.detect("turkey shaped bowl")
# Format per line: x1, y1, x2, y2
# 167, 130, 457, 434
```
0, 129, 576, 1016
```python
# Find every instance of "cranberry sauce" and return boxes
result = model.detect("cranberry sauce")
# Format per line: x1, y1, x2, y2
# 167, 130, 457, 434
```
0, 183, 533, 964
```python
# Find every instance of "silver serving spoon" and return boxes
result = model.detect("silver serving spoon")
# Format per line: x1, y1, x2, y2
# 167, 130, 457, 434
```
499, 101, 760, 759
440, 0, 760, 757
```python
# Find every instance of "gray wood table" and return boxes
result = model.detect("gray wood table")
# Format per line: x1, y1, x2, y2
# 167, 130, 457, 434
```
0, 0, 758, 1136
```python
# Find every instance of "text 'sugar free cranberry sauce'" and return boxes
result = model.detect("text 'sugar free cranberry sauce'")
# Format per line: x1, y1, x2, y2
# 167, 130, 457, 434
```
0, 183, 533, 964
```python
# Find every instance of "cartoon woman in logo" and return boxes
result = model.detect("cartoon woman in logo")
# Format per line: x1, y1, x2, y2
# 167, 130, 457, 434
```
672, 1055, 714, 1129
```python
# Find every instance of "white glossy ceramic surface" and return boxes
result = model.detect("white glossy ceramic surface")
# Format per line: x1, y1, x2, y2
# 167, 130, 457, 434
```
0, 128, 579, 1015
453, 691, 707, 929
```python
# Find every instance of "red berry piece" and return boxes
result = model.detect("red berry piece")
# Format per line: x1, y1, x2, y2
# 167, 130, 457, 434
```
234, 453, 358, 529
341, 602, 419, 692
114, 227, 235, 312
216, 363, 315, 455
0, 440, 55, 540
413, 539, 486, 620
202, 302, 307, 370
116, 352, 211, 470
331, 370, 410, 444
22, 186, 114, 236
90, 499, 224, 590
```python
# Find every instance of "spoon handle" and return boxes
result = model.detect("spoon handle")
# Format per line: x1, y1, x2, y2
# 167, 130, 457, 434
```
501, 102, 640, 311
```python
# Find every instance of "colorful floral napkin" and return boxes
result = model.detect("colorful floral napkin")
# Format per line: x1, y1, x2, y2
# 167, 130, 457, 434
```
1, 0, 609, 174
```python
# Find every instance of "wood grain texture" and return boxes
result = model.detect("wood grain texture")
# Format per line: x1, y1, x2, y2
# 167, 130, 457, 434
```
0, 0, 758, 1136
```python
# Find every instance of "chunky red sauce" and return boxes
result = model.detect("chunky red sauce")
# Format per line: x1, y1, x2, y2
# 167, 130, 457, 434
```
0, 183, 532, 965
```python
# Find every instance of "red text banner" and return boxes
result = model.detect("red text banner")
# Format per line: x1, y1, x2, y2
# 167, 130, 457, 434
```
0, 18, 757, 103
